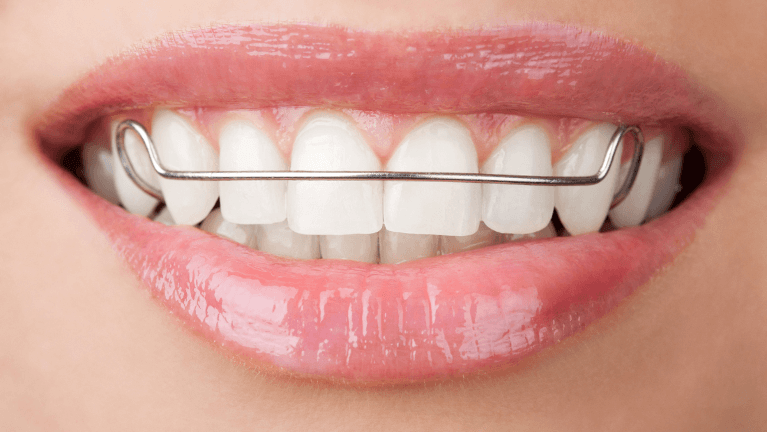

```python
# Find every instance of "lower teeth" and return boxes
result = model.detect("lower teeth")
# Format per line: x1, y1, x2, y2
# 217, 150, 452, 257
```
150, 206, 597, 264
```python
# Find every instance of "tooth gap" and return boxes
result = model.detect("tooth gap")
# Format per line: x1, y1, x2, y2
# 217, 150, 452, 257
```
551, 210, 568, 237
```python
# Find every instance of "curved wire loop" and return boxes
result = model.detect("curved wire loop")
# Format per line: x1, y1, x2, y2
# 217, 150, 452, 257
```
115, 120, 644, 208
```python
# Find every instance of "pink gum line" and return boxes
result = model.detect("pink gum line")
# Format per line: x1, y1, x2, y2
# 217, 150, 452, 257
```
91, 107, 685, 165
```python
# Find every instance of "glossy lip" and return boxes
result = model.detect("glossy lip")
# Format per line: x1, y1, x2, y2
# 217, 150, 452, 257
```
37, 23, 740, 384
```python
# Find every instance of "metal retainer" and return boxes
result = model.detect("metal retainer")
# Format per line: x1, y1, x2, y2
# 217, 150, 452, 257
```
115, 119, 644, 209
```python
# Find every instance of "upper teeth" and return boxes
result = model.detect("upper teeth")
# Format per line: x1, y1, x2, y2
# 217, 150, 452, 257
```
151, 109, 219, 225
82, 108, 684, 263
609, 135, 665, 227
481, 124, 554, 234
288, 112, 383, 235
219, 117, 288, 225
554, 123, 623, 235
384, 117, 481, 236
109, 119, 161, 217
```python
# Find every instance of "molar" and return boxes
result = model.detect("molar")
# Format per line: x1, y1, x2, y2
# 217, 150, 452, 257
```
645, 154, 683, 220
111, 121, 161, 216
152, 109, 219, 225
383, 117, 481, 236
554, 123, 623, 235
481, 124, 554, 234
609, 135, 664, 227
287, 113, 383, 235
219, 118, 287, 225
82, 141, 120, 205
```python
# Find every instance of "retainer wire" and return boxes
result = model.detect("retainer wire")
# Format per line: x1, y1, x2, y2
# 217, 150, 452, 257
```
115, 120, 644, 209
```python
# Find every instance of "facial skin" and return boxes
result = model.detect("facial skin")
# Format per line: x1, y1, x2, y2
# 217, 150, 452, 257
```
1, 0, 766, 430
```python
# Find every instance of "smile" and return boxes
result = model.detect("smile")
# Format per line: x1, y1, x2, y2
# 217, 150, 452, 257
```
37, 22, 739, 384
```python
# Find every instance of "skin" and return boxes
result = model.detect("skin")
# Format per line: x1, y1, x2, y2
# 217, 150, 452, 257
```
1, 0, 766, 430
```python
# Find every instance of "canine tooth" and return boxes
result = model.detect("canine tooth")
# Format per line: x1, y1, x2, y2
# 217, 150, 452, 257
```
287, 113, 382, 235
645, 154, 683, 220
151, 109, 219, 226
384, 117, 481, 236
255, 221, 320, 260
505, 222, 557, 242
200, 208, 256, 246
379, 227, 440, 264
111, 122, 161, 216
554, 124, 623, 235
152, 207, 176, 226
82, 142, 120, 205
482, 124, 554, 234
440, 222, 501, 255
219, 119, 287, 225
320, 233, 379, 263
609, 136, 664, 227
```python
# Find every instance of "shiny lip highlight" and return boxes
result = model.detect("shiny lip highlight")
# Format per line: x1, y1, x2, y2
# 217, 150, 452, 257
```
38, 23, 739, 384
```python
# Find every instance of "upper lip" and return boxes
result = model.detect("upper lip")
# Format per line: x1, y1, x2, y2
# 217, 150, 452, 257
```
36, 22, 738, 152
39, 22, 741, 384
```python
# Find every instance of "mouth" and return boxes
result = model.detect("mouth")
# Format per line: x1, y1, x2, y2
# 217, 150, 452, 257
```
37, 22, 740, 385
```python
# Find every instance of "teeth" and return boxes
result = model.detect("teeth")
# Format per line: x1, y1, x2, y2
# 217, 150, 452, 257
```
111, 122, 161, 216
255, 221, 320, 260
151, 109, 219, 226
219, 118, 287, 225
609, 136, 664, 227
505, 222, 557, 242
82, 142, 120, 205
96, 107, 682, 261
645, 154, 683, 220
200, 208, 256, 247
554, 124, 623, 235
379, 227, 440, 264
320, 234, 379, 263
287, 113, 383, 235
440, 222, 501, 255
481, 124, 554, 234
152, 207, 176, 226
384, 117, 481, 236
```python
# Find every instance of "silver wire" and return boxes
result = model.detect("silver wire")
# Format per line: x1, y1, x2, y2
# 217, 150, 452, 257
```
115, 119, 644, 208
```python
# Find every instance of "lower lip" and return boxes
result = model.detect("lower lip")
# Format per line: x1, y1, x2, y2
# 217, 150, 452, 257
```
54, 149, 730, 384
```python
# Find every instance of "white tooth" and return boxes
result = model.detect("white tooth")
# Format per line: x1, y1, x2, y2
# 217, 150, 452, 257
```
287, 113, 382, 235
200, 208, 256, 247
645, 154, 683, 220
320, 233, 379, 263
255, 221, 320, 260
82, 141, 120, 205
151, 109, 219, 226
554, 123, 623, 235
379, 227, 440, 264
152, 207, 176, 226
111, 122, 161, 216
505, 222, 557, 242
219, 119, 287, 225
384, 117, 481, 236
482, 124, 554, 234
440, 222, 501, 255
609, 135, 665, 227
